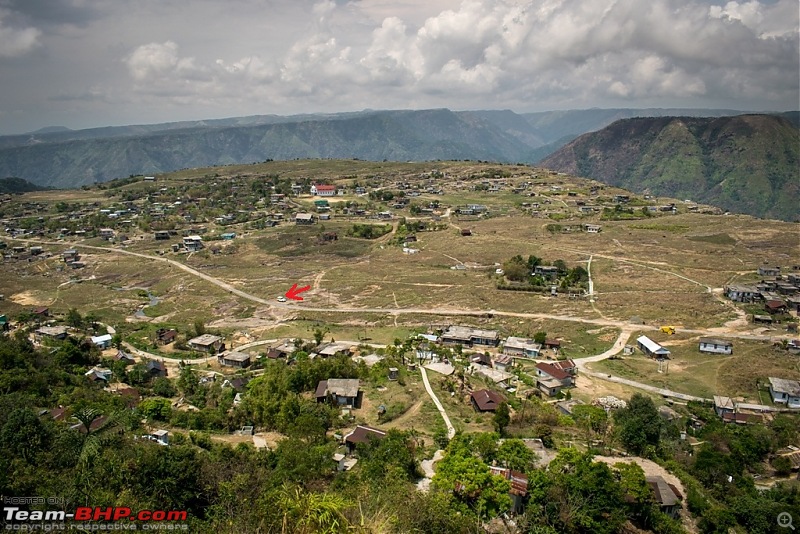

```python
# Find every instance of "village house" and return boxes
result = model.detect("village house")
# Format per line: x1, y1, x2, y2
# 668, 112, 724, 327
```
488, 466, 529, 514
440, 326, 499, 347
343, 425, 386, 454
98, 228, 115, 239
35, 325, 68, 341
758, 266, 781, 277
62, 249, 80, 262
493, 354, 513, 372
724, 285, 760, 303
188, 334, 223, 354
146, 360, 167, 378
584, 224, 602, 233
183, 235, 204, 251
470, 389, 506, 412
646, 476, 682, 519
114, 350, 136, 365
156, 328, 177, 345
148, 429, 169, 446
91, 334, 113, 349
713, 396, 736, 418
315, 379, 362, 408
310, 184, 336, 197
535, 362, 576, 397
698, 338, 733, 355
295, 213, 315, 225
637, 335, 671, 359
153, 231, 171, 241
85, 367, 112, 382
315, 342, 353, 358
503, 337, 542, 358
769, 377, 800, 408
219, 351, 251, 368
765, 299, 788, 314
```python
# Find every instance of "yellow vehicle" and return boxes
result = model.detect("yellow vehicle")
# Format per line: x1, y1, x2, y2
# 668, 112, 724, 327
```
660, 326, 676, 335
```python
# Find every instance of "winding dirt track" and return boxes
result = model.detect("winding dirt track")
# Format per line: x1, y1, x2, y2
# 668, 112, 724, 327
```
11, 238, 787, 344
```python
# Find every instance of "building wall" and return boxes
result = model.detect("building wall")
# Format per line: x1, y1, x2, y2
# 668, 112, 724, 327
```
699, 343, 733, 355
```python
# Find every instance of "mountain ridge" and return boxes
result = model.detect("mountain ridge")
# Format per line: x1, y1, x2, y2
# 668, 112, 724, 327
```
539, 114, 799, 222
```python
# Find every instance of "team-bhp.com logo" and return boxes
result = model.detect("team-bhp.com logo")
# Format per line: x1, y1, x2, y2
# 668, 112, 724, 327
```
4, 500, 188, 530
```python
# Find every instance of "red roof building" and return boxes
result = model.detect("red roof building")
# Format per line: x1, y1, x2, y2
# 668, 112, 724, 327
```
470, 389, 506, 412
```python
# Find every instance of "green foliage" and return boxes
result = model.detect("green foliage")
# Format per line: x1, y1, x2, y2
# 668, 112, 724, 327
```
346, 223, 391, 239
433, 440, 512, 518
502, 255, 529, 282
357, 429, 420, 482
614, 393, 663, 456
66, 308, 83, 328
526, 448, 627, 533
497, 439, 537, 473
533, 331, 547, 345
493, 402, 510, 434
152, 376, 177, 398
138, 397, 172, 421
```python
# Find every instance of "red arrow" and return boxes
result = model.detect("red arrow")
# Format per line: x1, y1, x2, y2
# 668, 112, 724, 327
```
285, 283, 311, 301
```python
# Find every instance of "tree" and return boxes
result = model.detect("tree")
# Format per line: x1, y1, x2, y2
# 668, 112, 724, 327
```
433, 447, 512, 518
493, 403, 510, 435
614, 393, 663, 456
313, 328, 328, 346
139, 398, 172, 421
153, 377, 177, 398
66, 308, 83, 328
533, 331, 547, 345
502, 255, 529, 282
497, 439, 537, 473
194, 320, 206, 337
530, 448, 627, 534
111, 334, 123, 349
572, 404, 608, 444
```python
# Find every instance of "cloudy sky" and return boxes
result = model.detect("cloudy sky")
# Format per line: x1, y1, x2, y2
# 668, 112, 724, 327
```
0, 0, 797, 134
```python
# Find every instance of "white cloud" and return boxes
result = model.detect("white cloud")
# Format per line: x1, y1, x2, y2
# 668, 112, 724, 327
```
5, 0, 794, 133
118, 0, 797, 113
0, 9, 41, 57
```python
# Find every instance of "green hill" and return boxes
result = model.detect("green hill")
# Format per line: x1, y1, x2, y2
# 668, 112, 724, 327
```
539, 115, 800, 222
0, 177, 47, 194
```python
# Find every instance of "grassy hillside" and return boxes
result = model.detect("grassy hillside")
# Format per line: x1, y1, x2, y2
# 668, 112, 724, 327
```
540, 114, 800, 221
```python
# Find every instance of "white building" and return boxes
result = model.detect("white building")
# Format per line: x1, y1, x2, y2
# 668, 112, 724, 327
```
310, 184, 336, 197
636, 336, 671, 359
503, 337, 542, 358
183, 235, 204, 251
769, 377, 800, 408
698, 338, 733, 355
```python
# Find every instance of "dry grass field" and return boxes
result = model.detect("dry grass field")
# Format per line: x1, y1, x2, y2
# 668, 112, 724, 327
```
2, 160, 798, 410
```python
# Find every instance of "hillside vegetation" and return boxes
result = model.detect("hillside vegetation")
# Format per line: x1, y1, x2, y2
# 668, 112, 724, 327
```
540, 114, 800, 221
0, 177, 47, 194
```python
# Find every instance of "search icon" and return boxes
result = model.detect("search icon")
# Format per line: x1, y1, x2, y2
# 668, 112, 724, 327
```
779, 512, 795, 530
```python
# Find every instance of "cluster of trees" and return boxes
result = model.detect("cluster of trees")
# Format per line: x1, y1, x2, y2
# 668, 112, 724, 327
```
2, 329, 800, 533
501, 254, 589, 289
346, 223, 392, 239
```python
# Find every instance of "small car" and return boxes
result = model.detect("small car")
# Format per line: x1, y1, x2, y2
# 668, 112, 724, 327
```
277, 296, 287, 302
